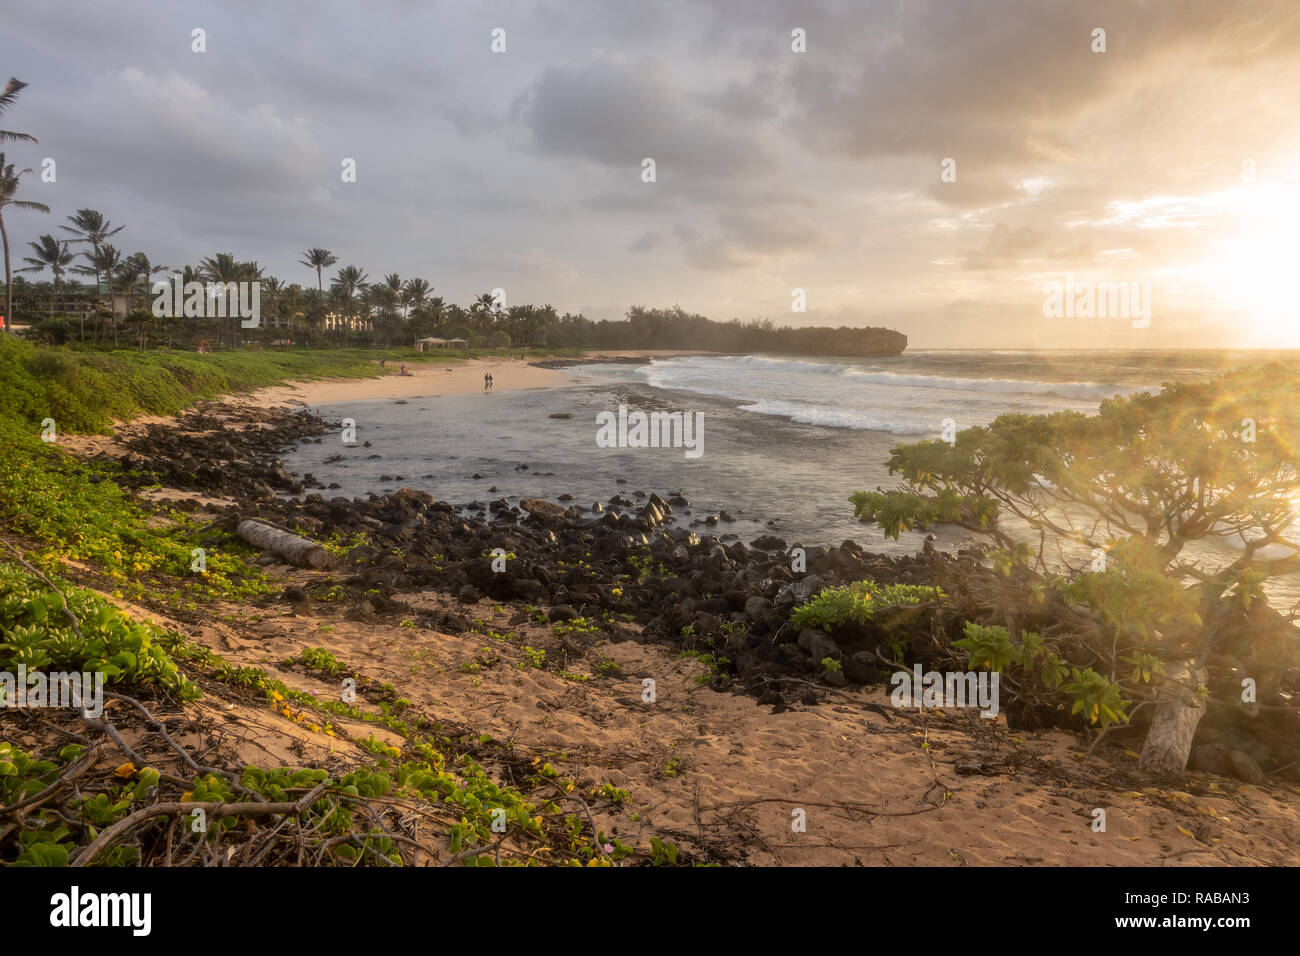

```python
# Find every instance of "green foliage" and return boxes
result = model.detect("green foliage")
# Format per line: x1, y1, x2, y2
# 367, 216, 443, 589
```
790, 580, 946, 633
297, 646, 347, 676
1060, 667, 1130, 729
1121, 651, 1166, 686
649, 836, 679, 866
0, 336, 434, 434
850, 488, 996, 538
551, 617, 598, 639
0, 562, 198, 699
0, 422, 265, 602
627, 549, 667, 582
1057, 539, 1202, 645
590, 783, 630, 804
849, 365, 1300, 734
954, 621, 1123, 724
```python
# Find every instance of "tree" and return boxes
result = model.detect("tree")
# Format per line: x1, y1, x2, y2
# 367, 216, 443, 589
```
0, 78, 35, 145
0, 154, 50, 333
401, 277, 431, 316
329, 265, 368, 343
73, 243, 122, 345
122, 251, 167, 296
298, 287, 327, 346
61, 209, 125, 342
850, 366, 1300, 775
18, 234, 74, 311
199, 253, 261, 347
299, 247, 338, 291
118, 253, 167, 348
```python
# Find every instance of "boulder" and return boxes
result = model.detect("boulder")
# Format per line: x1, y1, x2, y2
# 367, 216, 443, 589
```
797, 627, 839, 664
519, 497, 567, 524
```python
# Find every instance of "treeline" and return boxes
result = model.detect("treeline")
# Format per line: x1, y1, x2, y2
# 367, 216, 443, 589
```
548, 306, 907, 356
15, 275, 906, 356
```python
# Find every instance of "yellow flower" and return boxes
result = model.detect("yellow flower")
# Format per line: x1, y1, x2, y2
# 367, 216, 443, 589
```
113, 762, 136, 778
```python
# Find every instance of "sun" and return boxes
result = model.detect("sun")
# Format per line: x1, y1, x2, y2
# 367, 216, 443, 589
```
1202, 168, 1300, 347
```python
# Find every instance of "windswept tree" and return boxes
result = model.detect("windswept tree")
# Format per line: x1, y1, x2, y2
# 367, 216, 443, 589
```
0, 154, 50, 332
121, 251, 167, 296
0, 78, 35, 145
848, 367, 1300, 777
117, 252, 168, 348
198, 252, 261, 347
299, 247, 338, 291
61, 208, 124, 255
72, 243, 123, 344
18, 233, 74, 312
60, 209, 125, 338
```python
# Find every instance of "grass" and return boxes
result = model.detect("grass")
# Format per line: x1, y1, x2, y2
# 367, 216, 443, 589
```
0, 335, 573, 434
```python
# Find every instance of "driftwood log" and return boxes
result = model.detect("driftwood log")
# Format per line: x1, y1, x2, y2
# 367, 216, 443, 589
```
236, 519, 330, 569
1138, 660, 1207, 777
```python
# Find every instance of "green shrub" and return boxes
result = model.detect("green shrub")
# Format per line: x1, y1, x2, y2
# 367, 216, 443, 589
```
790, 580, 946, 633
0, 561, 199, 700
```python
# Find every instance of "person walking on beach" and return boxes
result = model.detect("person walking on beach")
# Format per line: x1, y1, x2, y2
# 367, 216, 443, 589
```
488, 372, 494, 390
484, 372, 490, 391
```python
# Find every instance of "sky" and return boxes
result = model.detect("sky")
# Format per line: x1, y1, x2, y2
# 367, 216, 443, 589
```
5, 0, 1300, 348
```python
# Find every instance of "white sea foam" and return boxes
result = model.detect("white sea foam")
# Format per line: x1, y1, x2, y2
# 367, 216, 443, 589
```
582, 354, 1164, 435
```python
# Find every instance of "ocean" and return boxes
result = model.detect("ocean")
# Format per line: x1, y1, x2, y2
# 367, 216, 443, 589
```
281, 350, 1288, 561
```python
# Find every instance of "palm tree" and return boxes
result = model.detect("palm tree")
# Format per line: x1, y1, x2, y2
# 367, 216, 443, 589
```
72, 243, 123, 345
199, 253, 260, 347
299, 248, 337, 291
118, 252, 167, 348
0, 155, 50, 333
18, 234, 74, 312
260, 276, 283, 333
0, 78, 35, 145
329, 265, 368, 342
198, 252, 246, 283
299, 287, 327, 346
122, 251, 167, 297
402, 277, 431, 315
61, 208, 125, 253
61, 209, 125, 339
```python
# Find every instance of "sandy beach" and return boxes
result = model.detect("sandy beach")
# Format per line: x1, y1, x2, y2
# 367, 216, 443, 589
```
234, 357, 568, 409
231, 350, 717, 409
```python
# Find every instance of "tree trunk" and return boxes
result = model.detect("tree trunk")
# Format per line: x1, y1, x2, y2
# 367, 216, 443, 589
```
235, 519, 330, 569
1, 212, 11, 334
1138, 660, 1207, 777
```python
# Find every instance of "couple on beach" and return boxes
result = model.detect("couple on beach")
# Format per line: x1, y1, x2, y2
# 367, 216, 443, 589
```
484, 372, 494, 391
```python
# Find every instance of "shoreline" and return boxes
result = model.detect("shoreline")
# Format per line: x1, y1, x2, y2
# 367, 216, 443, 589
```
44, 399, 1300, 865
228, 349, 720, 410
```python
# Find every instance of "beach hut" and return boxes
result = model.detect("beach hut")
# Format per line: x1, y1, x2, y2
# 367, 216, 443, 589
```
446, 337, 468, 349
415, 337, 448, 352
